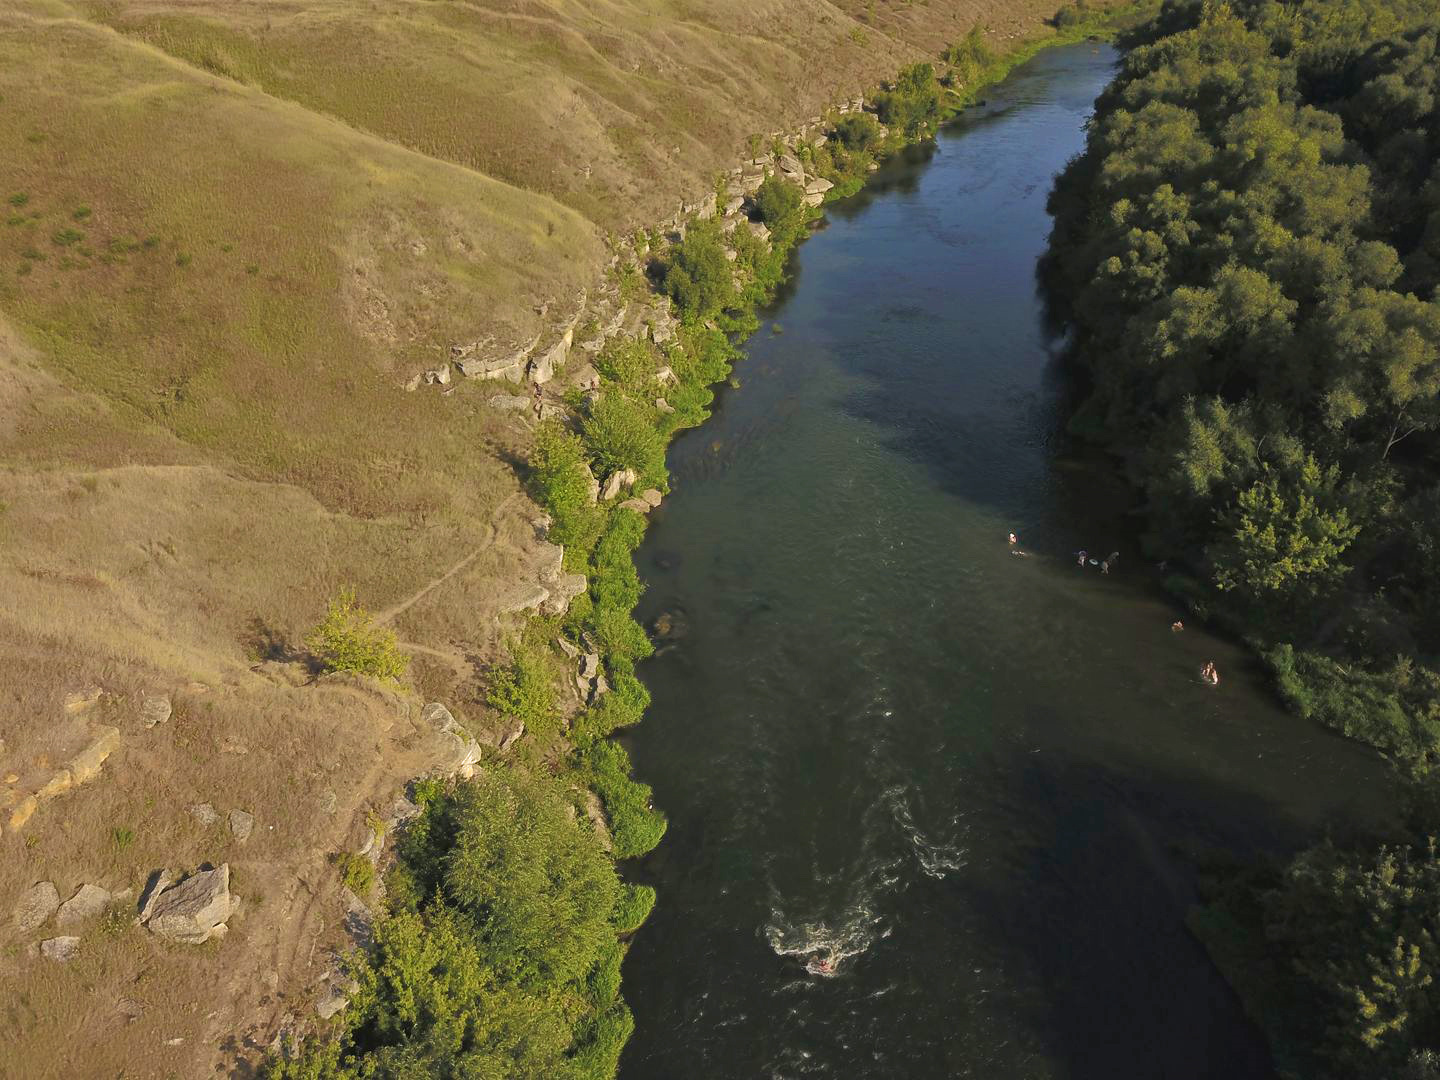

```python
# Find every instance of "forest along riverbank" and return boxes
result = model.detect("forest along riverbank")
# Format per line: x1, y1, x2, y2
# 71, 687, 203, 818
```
618, 44, 1396, 1080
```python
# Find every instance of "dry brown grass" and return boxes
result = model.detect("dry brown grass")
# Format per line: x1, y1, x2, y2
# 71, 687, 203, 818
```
0, 0, 1116, 1073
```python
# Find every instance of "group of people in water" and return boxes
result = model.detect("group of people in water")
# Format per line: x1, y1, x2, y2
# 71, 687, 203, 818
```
1007, 531, 1221, 688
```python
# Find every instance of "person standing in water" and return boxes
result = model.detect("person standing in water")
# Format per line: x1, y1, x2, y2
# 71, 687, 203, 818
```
1009, 532, 1018, 546
1077, 549, 1087, 567
1201, 662, 1220, 686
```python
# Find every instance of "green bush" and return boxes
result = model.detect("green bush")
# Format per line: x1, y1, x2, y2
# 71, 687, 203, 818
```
753, 174, 804, 227
581, 394, 667, 485
530, 421, 604, 558
487, 639, 559, 741
595, 337, 659, 391
663, 219, 733, 321
584, 739, 667, 859
336, 851, 374, 897
612, 882, 657, 933
305, 588, 409, 680
588, 937, 626, 1005
832, 113, 881, 152
570, 1001, 635, 1080
873, 62, 942, 136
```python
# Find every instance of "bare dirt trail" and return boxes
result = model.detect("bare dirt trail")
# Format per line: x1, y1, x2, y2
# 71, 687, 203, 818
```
374, 493, 523, 626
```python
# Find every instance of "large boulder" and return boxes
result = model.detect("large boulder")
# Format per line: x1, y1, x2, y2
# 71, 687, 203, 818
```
56, 884, 111, 927
424, 703, 483, 778
600, 468, 638, 501
805, 177, 834, 196
13, 881, 60, 934
145, 864, 235, 944
228, 809, 255, 842
778, 153, 804, 179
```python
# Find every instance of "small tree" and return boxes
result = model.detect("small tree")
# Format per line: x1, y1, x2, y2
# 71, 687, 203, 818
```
663, 219, 732, 321
306, 588, 409, 680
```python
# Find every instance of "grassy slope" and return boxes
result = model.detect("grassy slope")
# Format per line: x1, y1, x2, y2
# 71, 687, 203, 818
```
0, 0, 1118, 1075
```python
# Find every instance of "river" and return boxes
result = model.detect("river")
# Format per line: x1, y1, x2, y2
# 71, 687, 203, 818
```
618, 43, 1391, 1080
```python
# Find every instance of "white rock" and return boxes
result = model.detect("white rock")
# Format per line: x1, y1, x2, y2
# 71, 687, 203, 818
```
13, 881, 60, 934
56, 884, 111, 927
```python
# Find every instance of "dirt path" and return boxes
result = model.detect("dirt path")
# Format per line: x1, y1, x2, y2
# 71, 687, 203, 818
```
374, 492, 521, 626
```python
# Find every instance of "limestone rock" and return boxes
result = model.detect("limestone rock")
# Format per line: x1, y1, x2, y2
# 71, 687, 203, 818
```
572, 363, 601, 391
640, 488, 663, 508
187, 803, 219, 826
580, 654, 601, 680
748, 221, 772, 243
316, 984, 349, 1021
425, 703, 483, 778
228, 809, 255, 843
654, 365, 676, 384
581, 462, 600, 505
8, 795, 38, 831
41, 936, 80, 963
740, 172, 765, 194
423, 366, 451, 386
811, 134, 829, 149
655, 398, 675, 414
535, 541, 565, 583
137, 869, 176, 924
556, 637, 581, 661
488, 393, 531, 411
600, 468, 638, 501
805, 177, 834, 196
38, 771, 72, 801
529, 329, 572, 385
619, 498, 652, 513
141, 694, 172, 728
68, 726, 120, 785
589, 674, 611, 704
778, 153, 804, 179
696, 192, 718, 220
63, 686, 103, 714
497, 582, 550, 615
13, 881, 60, 934
145, 864, 235, 944
724, 196, 745, 216
56, 884, 111, 927
495, 718, 525, 753
540, 573, 588, 617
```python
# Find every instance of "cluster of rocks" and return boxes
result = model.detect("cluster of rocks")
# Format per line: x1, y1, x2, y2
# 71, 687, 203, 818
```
14, 866, 237, 961
186, 802, 255, 842
556, 636, 609, 706
408, 289, 588, 393
497, 534, 588, 618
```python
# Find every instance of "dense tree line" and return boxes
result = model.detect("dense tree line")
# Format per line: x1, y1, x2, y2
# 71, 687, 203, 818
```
1046, 0, 1440, 763
1045, 3, 1440, 1076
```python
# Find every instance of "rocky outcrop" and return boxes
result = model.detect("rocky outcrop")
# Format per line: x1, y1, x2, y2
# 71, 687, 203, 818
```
144, 864, 237, 944
13, 881, 60, 934
488, 393, 532, 411
422, 702, 483, 779
188, 803, 220, 826
541, 573, 588, 617
137, 869, 176, 924
6, 725, 120, 834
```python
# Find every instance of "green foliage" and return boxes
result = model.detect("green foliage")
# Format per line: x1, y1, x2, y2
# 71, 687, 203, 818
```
753, 174, 804, 227
1210, 457, 1359, 600
611, 883, 657, 934
581, 395, 667, 486
1053, 1, 1089, 29
595, 338, 658, 392
305, 587, 409, 681
1262, 837, 1440, 1076
832, 113, 881, 152
942, 26, 995, 82
663, 219, 733, 321
487, 639, 559, 741
582, 740, 666, 859
1268, 647, 1440, 764
279, 769, 626, 1078
873, 63, 942, 137
529, 422, 604, 560
336, 851, 375, 898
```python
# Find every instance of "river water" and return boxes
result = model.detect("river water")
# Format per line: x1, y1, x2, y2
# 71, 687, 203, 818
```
619, 44, 1390, 1080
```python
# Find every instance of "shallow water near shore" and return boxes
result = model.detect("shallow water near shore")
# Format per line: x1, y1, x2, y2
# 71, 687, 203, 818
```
618, 44, 1391, 1080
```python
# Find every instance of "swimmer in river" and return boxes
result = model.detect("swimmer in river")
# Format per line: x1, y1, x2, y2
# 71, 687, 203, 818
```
1201, 661, 1220, 686
1077, 549, 1087, 567
1009, 532, 1018, 545
1172, 620, 1184, 632
1100, 560, 1110, 574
